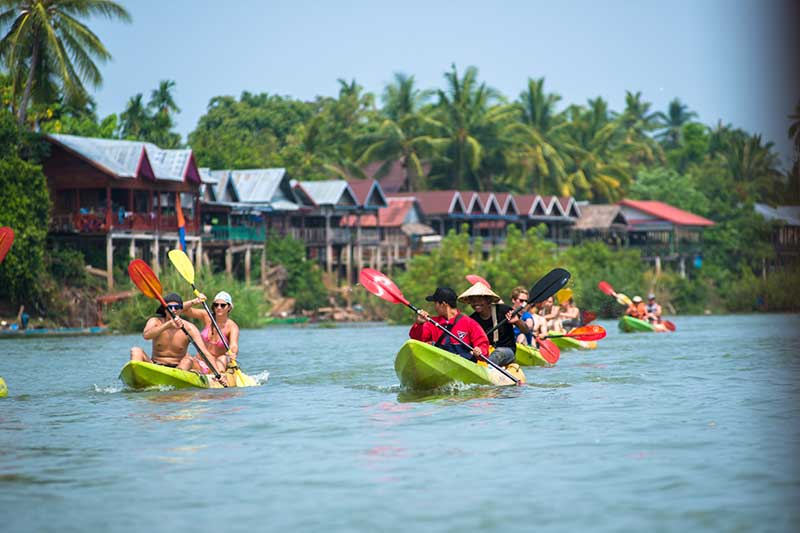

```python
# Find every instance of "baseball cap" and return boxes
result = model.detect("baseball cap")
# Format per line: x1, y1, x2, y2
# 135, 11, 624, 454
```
425, 287, 458, 308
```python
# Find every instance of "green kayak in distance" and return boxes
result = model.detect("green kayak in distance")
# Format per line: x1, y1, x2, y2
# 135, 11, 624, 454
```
618, 315, 656, 333
547, 333, 598, 351
395, 340, 521, 389
514, 343, 551, 366
119, 361, 259, 390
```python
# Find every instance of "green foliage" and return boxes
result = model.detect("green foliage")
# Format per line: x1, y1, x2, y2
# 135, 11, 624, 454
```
265, 232, 326, 311
106, 269, 271, 333
629, 167, 710, 216
0, 110, 51, 308
46, 248, 92, 288
721, 268, 800, 313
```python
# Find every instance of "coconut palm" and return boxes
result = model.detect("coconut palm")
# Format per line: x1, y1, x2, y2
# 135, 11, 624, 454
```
614, 90, 663, 166
788, 99, 800, 152
357, 73, 436, 191
0, 0, 131, 126
428, 64, 517, 191
720, 133, 783, 201
149, 79, 180, 117
119, 93, 148, 139
655, 98, 697, 148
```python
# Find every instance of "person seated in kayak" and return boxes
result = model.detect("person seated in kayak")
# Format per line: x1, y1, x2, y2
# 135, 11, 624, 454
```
626, 295, 648, 319
180, 290, 239, 376
510, 286, 534, 345
129, 293, 229, 385
539, 296, 561, 330
458, 282, 529, 367
410, 287, 490, 363
558, 297, 581, 330
646, 293, 662, 323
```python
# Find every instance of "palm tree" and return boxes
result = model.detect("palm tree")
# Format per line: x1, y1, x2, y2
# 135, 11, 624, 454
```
429, 64, 516, 191
615, 90, 663, 166
655, 98, 697, 148
149, 79, 180, 117
720, 133, 783, 201
0, 0, 131, 126
357, 72, 435, 191
120, 93, 148, 139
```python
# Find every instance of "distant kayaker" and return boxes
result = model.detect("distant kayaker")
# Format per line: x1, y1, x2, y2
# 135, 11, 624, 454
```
129, 292, 229, 386
410, 287, 489, 363
510, 286, 534, 345
180, 290, 239, 377
458, 283, 529, 367
539, 296, 561, 330
626, 296, 648, 320
646, 293, 662, 323
558, 298, 581, 330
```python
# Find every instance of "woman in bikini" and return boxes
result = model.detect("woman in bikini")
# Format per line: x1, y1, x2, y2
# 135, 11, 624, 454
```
181, 291, 240, 377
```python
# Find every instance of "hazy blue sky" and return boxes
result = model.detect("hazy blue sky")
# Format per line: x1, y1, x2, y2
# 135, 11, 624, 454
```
89, 0, 798, 164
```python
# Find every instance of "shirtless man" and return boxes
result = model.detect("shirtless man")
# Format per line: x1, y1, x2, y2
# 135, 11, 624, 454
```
129, 293, 227, 384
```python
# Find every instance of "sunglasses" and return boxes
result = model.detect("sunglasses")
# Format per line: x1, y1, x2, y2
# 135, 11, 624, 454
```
166, 304, 182, 311
514, 298, 528, 303
213, 302, 229, 309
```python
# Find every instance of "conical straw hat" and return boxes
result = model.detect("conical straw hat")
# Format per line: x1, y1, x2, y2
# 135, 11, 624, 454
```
458, 282, 501, 304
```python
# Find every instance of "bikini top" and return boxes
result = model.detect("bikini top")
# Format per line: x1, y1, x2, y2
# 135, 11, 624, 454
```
201, 325, 227, 349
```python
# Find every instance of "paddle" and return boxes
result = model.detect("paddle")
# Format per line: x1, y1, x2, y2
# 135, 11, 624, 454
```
128, 259, 226, 385
465, 274, 491, 288
0, 227, 15, 264
359, 268, 522, 385
597, 280, 633, 306
167, 250, 255, 386
580, 310, 597, 325
484, 268, 571, 337
546, 325, 607, 341
556, 287, 573, 304
662, 320, 677, 332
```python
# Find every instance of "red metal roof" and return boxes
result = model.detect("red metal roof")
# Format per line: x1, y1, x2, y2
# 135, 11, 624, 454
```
346, 179, 387, 208
389, 191, 464, 216
340, 198, 416, 227
619, 199, 715, 227
362, 160, 432, 194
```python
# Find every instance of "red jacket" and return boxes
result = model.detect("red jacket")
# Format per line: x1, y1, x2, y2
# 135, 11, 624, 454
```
409, 313, 490, 357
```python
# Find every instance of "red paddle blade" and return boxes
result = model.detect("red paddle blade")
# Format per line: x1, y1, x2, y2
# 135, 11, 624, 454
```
128, 259, 166, 304
663, 320, 676, 331
565, 325, 606, 341
0, 226, 15, 263
466, 274, 491, 288
359, 268, 409, 305
538, 338, 560, 364
581, 310, 597, 325
597, 281, 615, 296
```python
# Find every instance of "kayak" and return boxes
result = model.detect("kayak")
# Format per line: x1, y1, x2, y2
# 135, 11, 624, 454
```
514, 343, 551, 366
395, 340, 525, 389
119, 361, 258, 390
548, 332, 597, 351
618, 315, 656, 333
0, 376, 7, 397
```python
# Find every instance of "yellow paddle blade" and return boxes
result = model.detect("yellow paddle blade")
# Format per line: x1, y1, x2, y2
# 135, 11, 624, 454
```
233, 369, 257, 387
168, 249, 195, 285
617, 293, 633, 306
556, 287, 573, 304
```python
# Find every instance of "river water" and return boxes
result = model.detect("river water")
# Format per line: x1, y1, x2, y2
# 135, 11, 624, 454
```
0, 314, 798, 532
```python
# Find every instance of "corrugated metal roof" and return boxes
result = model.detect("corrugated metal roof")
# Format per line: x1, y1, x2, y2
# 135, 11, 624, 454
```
230, 169, 286, 203
620, 199, 714, 227
299, 180, 358, 207
48, 133, 194, 182
755, 204, 800, 226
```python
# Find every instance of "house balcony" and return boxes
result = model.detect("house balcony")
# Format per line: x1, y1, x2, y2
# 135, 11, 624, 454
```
51, 211, 198, 234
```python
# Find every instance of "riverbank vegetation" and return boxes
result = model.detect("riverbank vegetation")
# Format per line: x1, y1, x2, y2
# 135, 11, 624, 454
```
1, 3, 798, 321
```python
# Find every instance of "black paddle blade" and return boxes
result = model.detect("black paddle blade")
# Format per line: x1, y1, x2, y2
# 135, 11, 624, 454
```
528, 268, 571, 304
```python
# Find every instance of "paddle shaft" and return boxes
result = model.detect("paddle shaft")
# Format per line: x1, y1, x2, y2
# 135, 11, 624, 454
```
484, 303, 525, 337
407, 302, 520, 385
162, 305, 225, 383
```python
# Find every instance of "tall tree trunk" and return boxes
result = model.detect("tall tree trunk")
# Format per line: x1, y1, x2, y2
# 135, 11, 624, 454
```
18, 29, 41, 128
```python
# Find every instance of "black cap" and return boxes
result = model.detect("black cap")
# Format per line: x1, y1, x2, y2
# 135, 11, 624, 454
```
425, 287, 457, 308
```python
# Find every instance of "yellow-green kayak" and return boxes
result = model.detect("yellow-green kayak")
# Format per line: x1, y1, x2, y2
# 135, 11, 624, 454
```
0, 376, 7, 397
514, 343, 551, 366
119, 361, 257, 390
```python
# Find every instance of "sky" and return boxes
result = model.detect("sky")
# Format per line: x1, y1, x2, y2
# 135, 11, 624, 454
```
88, 0, 799, 166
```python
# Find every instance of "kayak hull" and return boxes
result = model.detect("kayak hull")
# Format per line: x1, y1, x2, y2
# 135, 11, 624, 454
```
118, 361, 258, 390
395, 340, 520, 389
548, 333, 597, 351
618, 316, 656, 333
0, 376, 6, 397
515, 343, 550, 366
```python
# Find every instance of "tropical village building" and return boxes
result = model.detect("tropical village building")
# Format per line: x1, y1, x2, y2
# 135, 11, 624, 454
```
43, 134, 203, 289
754, 204, 800, 272
38, 135, 718, 303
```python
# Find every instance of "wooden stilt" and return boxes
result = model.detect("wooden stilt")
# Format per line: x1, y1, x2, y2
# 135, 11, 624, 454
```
106, 233, 114, 290
260, 247, 267, 286
245, 246, 252, 285
225, 248, 233, 277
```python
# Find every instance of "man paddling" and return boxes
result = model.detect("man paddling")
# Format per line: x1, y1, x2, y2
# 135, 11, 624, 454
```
458, 283, 529, 367
130, 292, 229, 385
409, 287, 489, 362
